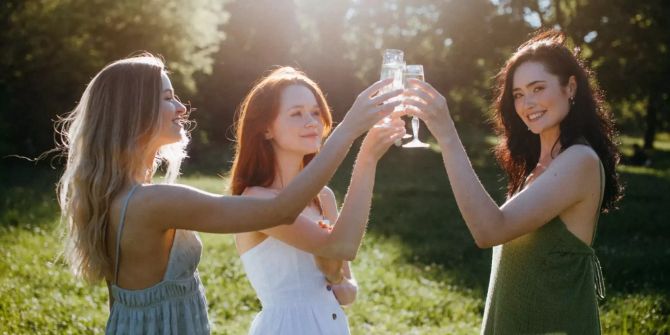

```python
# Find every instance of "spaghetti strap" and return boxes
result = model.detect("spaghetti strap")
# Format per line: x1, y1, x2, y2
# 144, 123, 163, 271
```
590, 161, 606, 244
113, 184, 141, 285
590, 161, 607, 300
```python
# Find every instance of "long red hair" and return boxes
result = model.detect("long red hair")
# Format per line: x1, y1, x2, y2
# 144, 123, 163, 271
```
230, 67, 333, 197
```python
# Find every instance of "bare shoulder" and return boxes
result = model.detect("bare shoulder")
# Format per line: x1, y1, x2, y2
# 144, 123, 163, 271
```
135, 183, 211, 204
242, 186, 278, 199
127, 184, 201, 217
544, 144, 601, 191
319, 186, 338, 209
319, 186, 339, 220
319, 185, 337, 202
556, 144, 600, 172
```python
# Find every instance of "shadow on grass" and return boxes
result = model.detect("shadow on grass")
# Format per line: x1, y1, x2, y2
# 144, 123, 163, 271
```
2, 131, 668, 304
596, 145, 670, 295
329, 133, 670, 302
328, 133, 503, 293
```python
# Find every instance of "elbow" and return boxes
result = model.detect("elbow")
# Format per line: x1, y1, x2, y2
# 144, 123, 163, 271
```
468, 219, 504, 249
334, 244, 359, 261
341, 286, 358, 306
472, 230, 496, 249
322, 242, 358, 261
334, 281, 358, 306
474, 237, 494, 249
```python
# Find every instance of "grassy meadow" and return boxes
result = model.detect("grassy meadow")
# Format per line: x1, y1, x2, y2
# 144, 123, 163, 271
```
1, 132, 669, 334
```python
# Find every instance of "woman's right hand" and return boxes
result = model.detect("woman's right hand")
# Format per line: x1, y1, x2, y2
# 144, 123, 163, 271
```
339, 78, 403, 139
403, 79, 455, 142
358, 118, 406, 163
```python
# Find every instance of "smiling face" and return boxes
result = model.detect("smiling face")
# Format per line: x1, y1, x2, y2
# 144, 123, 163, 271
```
266, 84, 324, 157
155, 72, 187, 146
512, 61, 576, 135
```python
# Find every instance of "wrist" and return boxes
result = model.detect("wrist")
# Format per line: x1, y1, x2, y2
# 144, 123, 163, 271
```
355, 153, 377, 168
434, 120, 457, 146
332, 122, 357, 144
327, 270, 345, 285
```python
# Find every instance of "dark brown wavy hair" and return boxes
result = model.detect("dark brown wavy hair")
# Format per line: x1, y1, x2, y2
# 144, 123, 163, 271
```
491, 29, 622, 212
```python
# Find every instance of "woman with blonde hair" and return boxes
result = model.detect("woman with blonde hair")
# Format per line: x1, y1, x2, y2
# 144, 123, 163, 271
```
231, 67, 405, 334
57, 54, 402, 334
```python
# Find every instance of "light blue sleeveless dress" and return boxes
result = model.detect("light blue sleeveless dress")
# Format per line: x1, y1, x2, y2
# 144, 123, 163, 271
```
106, 185, 210, 334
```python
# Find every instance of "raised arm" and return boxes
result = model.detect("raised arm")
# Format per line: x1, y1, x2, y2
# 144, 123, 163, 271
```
253, 118, 405, 260
405, 80, 600, 248
145, 80, 402, 234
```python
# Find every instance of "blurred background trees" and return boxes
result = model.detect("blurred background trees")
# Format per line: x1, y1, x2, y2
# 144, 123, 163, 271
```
1, 0, 667, 161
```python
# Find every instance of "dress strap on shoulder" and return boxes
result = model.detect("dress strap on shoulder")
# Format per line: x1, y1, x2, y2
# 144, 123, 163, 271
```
113, 184, 141, 285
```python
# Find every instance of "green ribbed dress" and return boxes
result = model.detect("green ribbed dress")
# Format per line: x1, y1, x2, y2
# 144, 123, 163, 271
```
481, 164, 606, 335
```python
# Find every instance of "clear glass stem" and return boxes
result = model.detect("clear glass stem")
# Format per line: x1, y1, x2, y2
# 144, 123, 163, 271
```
412, 116, 420, 139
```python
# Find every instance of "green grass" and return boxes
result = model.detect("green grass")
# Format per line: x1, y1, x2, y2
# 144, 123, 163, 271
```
1, 133, 669, 334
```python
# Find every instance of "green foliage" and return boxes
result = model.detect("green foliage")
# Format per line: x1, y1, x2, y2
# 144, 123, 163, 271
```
2, 134, 669, 333
2, 0, 668, 156
0, 0, 225, 156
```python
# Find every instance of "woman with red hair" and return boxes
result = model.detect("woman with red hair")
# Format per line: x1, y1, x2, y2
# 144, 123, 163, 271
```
232, 67, 405, 334
57, 54, 401, 334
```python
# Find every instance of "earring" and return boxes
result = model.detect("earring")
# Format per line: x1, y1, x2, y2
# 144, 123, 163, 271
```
569, 96, 575, 106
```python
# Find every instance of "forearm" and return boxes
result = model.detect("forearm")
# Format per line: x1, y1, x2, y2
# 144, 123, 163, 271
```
314, 256, 345, 282
274, 125, 356, 224
436, 122, 503, 247
324, 155, 377, 260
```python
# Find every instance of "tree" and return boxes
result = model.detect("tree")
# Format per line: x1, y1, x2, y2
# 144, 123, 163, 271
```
499, 0, 670, 148
0, 0, 226, 157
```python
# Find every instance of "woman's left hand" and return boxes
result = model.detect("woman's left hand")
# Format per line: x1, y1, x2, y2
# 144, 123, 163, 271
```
358, 118, 406, 163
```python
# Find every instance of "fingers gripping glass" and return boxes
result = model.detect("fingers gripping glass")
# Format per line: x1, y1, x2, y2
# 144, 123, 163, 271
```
402, 65, 430, 148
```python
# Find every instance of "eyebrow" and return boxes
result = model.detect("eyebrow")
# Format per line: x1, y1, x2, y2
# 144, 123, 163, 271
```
288, 104, 320, 110
162, 88, 174, 94
513, 80, 546, 91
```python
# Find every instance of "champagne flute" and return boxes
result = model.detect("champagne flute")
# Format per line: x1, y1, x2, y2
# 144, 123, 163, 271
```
402, 64, 430, 148
376, 49, 405, 128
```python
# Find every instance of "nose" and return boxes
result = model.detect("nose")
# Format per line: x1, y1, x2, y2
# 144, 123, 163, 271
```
522, 95, 536, 109
175, 100, 187, 116
305, 113, 319, 128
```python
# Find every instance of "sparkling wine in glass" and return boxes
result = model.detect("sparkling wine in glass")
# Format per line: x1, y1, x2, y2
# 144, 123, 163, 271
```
402, 64, 430, 148
376, 49, 405, 128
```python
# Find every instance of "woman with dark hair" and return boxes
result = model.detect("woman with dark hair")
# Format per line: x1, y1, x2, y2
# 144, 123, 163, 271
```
406, 30, 623, 333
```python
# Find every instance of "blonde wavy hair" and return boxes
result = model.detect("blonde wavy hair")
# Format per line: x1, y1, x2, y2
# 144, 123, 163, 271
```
56, 54, 189, 283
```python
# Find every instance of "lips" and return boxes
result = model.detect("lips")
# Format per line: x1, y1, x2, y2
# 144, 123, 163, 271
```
527, 110, 546, 121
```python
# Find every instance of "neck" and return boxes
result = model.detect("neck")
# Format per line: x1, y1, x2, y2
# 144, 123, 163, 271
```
270, 149, 305, 190
538, 126, 561, 164
134, 150, 157, 184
